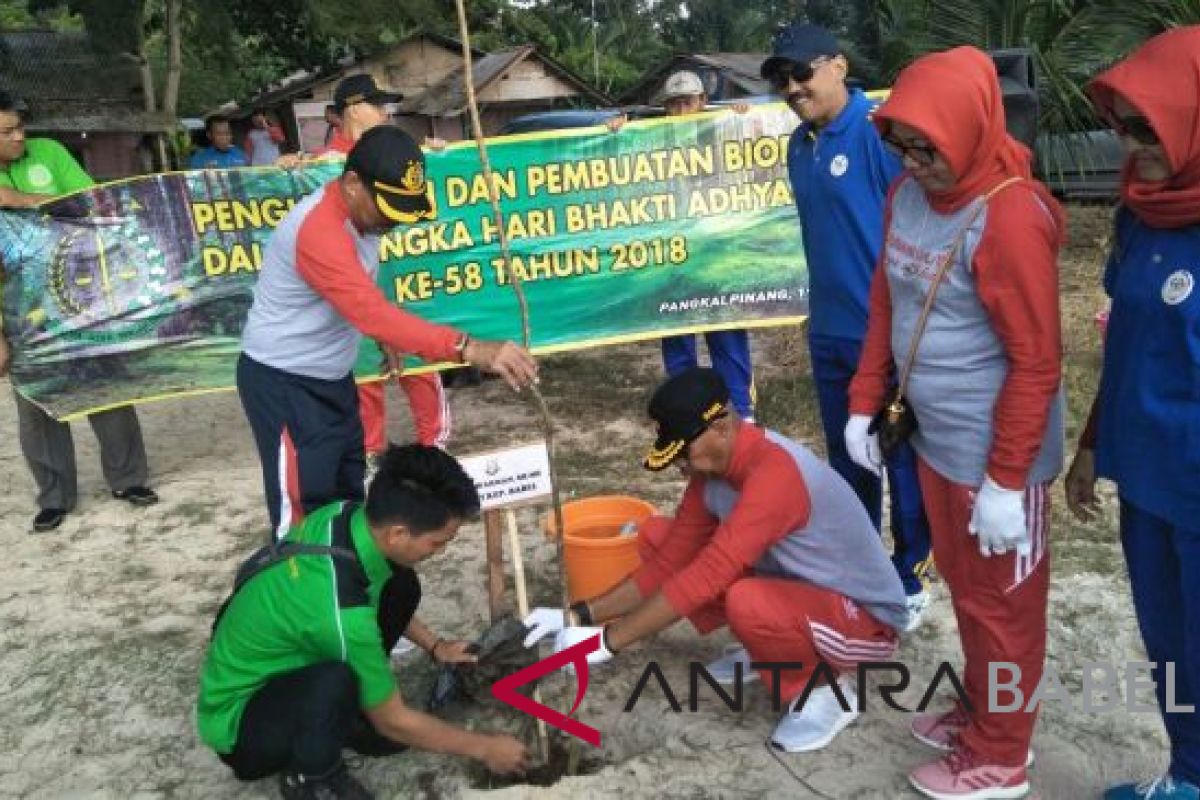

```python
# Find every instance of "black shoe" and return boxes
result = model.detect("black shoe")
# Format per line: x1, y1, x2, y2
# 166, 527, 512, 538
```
279, 764, 374, 800
112, 486, 158, 507
32, 508, 66, 532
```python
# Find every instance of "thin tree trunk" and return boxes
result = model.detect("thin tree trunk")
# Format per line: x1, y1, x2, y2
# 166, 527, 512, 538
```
139, 53, 157, 113
162, 0, 183, 116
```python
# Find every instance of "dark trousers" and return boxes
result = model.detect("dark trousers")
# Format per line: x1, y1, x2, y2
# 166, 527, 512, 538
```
220, 568, 421, 781
1120, 499, 1200, 785
809, 333, 932, 595
236, 354, 366, 539
661, 329, 755, 419
14, 389, 148, 511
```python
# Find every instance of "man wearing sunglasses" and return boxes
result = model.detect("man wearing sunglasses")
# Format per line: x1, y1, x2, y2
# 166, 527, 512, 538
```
762, 23, 933, 630
522, 367, 908, 754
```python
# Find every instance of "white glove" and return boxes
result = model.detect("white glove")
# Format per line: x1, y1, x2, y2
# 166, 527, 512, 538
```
555, 626, 614, 668
522, 607, 569, 648
844, 415, 882, 476
968, 475, 1029, 557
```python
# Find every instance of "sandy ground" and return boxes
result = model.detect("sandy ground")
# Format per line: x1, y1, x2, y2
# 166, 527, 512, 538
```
0, 205, 1177, 799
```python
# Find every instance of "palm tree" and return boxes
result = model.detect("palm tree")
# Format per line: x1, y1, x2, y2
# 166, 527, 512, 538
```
868, 0, 1200, 133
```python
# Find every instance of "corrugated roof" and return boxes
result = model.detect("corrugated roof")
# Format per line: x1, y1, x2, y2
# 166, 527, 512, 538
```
400, 45, 611, 117
0, 30, 167, 130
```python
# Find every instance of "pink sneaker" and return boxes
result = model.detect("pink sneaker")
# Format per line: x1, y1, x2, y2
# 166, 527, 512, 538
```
909, 748, 1030, 799
911, 705, 970, 751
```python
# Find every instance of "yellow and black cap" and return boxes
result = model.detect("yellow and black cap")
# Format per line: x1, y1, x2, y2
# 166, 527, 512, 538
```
644, 367, 730, 471
333, 73, 403, 112
345, 126, 436, 224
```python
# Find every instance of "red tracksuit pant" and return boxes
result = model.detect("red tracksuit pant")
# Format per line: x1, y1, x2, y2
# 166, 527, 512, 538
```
358, 372, 450, 452
917, 458, 1051, 768
634, 516, 898, 701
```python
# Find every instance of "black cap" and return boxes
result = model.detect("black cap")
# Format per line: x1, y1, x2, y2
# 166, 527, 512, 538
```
760, 23, 841, 79
333, 74, 403, 112
344, 126, 436, 224
644, 368, 730, 471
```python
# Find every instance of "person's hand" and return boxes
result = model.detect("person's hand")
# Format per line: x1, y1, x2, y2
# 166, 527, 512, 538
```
604, 114, 628, 133
730, 102, 751, 114
275, 152, 305, 169
844, 415, 882, 476
463, 339, 538, 391
1065, 448, 1101, 522
522, 607, 568, 647
423, 136, 448, 152
969, 475, 1028, 557
480, 733, 529, 775
0, 336, 10, 378
554, 626, 613, 666
0, 186, 40, 208
432, 639, 478, 665
381, 345, 405, 376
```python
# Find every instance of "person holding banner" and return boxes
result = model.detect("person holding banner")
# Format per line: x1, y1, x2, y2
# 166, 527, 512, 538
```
317, 74, 455, 465
189, 117, 249, 170
762, 22, 933, 629
238, 125, 537, 538
0, 90, 158, 533
638, 70, 756, 422
846, 47, 1065, 799
198, 444, 529, 799
524, 367, 908, 754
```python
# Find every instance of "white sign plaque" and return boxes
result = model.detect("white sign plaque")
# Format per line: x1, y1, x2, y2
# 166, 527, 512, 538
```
457, 441, 553, 510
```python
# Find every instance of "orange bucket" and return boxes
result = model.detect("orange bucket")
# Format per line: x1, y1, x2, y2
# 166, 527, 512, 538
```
542, 495, 655, 603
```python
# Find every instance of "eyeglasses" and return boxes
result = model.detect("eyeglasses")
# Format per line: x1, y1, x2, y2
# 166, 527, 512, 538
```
770, 57, 832, 91
1108, 114, 1159, 146
882, 135, 939, 167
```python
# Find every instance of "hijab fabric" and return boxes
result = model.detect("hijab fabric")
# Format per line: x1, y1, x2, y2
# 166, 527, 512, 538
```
1088, 26, 1200, 229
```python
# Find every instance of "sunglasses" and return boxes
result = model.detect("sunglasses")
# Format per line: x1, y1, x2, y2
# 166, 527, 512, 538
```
1108, 114, 1159, 146
882, 135, 939, 166
770, 57, 832, 91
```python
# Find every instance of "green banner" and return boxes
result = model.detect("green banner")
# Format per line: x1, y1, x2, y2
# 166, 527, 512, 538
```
0, 104, 808, 420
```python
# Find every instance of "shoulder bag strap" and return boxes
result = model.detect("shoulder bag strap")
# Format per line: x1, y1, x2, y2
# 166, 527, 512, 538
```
891, 176, 1024, 401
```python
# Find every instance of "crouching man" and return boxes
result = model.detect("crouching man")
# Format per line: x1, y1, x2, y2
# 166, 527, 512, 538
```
524, 368, 909, 752
197, 445, 528, 799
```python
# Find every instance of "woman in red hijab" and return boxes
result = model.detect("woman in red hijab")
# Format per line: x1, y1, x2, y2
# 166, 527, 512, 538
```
1066, 26, 1200, 800
845, 46, 1066, 799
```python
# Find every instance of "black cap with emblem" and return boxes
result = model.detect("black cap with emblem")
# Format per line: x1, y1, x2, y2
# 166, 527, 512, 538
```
344, 125, 436, 224
333, 73, 403, 113
644, 367, 730, 471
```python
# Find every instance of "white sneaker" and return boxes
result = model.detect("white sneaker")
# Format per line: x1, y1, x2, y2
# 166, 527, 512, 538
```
770, 676, 860, 753
706, 645, 759, 686
904, 590, 930, 633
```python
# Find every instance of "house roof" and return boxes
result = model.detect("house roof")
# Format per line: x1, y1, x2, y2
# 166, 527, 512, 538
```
619, 53, 772, 104
212, 32, 486, 118
0, 30, 174, 132
400, 45, 612, 117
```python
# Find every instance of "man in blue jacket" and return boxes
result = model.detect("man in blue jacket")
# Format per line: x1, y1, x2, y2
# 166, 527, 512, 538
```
762, 23, 932, 628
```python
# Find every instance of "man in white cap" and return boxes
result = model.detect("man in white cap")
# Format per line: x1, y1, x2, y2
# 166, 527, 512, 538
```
616, 70, 757, 425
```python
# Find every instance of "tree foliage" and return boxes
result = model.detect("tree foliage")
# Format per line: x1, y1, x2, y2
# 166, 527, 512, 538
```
3, 0, 1198, 128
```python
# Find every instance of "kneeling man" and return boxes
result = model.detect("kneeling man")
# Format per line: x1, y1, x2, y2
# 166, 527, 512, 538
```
525, 368, 908, 752
198, 445, 527, 799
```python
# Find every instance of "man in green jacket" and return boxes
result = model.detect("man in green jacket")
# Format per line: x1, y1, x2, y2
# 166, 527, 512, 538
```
198, 444, 528, 799
0, 90, 157, 533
